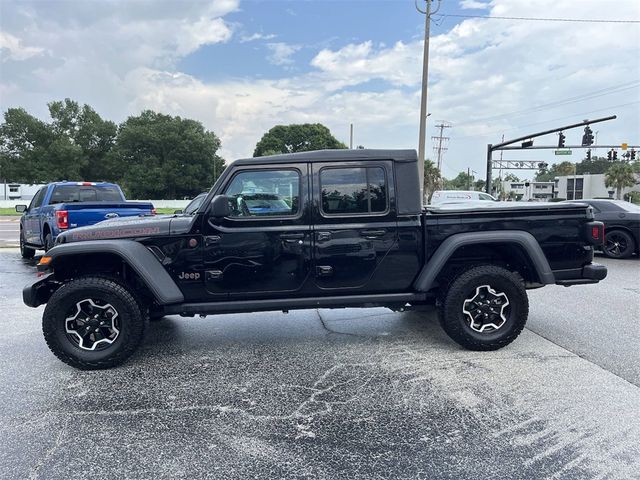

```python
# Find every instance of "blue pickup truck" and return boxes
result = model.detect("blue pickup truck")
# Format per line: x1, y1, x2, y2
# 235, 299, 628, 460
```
16, 182, 155, 258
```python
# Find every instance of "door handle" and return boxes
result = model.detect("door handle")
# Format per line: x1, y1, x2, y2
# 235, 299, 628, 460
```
281, 233, 305, 240
361, 229, 386, 238
205, 235, 221, 246
317, 231, 332, 242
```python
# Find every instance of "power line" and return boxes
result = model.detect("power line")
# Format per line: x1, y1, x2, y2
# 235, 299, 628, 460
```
455, 81, 640, 127
451, 101, 640, 141
435, 14, 640, 24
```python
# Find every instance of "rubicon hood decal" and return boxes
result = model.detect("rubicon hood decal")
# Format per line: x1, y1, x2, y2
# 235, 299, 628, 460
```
58, 215, 195, 243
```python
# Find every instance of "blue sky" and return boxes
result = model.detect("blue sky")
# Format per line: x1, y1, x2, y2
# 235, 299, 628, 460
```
1, 0, 639, 180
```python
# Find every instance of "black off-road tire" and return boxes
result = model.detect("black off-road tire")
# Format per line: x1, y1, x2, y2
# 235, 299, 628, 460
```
20, 230, 35, 259
42, 276, 146, 369
437, 265, 528, 351
603, 229, 635, 259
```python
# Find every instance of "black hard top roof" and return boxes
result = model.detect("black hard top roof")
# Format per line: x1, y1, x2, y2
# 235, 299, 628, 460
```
233, 149, 417, 165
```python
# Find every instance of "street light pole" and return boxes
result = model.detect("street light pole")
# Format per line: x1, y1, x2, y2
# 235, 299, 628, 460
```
416, 0, 440, 203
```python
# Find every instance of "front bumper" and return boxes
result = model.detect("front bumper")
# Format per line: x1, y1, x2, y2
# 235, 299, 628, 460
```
23, 273, 59, 308
554, 263, 608, 286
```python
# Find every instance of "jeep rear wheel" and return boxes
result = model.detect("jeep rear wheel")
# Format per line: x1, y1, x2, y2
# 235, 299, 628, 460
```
42, 277, 145, 369
438, 265, 528, 351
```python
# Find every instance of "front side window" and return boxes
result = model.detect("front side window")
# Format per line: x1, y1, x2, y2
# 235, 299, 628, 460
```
320, 167, 387, 215
224, 169, 300, 217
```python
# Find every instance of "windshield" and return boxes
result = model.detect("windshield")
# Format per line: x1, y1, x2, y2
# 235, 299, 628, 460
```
49, 185, 123, 204
613, 200, 640, 213
184, 194, 206, 215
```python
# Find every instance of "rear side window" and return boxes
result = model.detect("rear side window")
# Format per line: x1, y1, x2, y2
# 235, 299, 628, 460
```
320, 167, 387, 215
49, 185, 123, 204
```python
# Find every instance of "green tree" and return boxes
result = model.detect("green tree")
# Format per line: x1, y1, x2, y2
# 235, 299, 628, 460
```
504, 173, 520, 182
0, 99, 118, 183
0, 107, 53, 183
473, 179, 486, 191
576, 155, 611, 175
114, 111, 224, 199
48, 99, 118, 181
444, 171, 473, 190
605, 163, 637, 200
535, 161, 575, 181
253, 123, 346, 157
423, 159, 442, 202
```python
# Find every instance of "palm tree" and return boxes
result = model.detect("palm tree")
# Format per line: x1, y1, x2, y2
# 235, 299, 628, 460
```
605, 163, 637, 199
423, 159, 442, 203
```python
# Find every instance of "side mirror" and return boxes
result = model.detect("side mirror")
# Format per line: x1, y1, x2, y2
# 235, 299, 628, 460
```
211, 195, 231, 218
15, 205, 27, 213
174, 209, 183, 214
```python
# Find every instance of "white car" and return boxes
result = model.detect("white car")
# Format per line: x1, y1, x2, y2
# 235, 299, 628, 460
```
430, 190, 497, 205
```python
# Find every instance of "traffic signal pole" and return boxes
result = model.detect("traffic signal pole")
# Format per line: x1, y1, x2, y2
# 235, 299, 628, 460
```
485, 115, 617, 194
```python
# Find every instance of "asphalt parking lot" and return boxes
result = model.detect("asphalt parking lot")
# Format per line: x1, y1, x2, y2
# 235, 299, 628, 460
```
0, 248, 638, 479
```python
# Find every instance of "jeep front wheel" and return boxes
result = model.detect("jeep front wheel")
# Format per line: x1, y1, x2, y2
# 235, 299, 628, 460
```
42, 277, 145, 369
438, 265, 528, 351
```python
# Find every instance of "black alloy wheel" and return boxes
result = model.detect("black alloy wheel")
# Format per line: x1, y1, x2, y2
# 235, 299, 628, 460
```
603, 230, 635, 259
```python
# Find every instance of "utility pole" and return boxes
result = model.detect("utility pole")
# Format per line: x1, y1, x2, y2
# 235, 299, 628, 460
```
467, 167, 471, 190
349, 123, 354, 149
416, 0, 441, 202
431, 121, 451, 171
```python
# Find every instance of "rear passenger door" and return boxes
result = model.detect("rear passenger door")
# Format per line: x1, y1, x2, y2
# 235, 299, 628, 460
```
311, 161, 398, 292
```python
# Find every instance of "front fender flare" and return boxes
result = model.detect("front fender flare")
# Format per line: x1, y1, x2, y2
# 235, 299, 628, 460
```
413, 230, 555, 292
43, 240, 184, 305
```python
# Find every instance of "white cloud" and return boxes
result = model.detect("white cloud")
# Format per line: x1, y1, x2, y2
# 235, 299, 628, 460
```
266, 42, 301, 66
0, 31, 44, 61
1, 0, 638, 178
240, 32, 277, 43
460, 0, 491, 9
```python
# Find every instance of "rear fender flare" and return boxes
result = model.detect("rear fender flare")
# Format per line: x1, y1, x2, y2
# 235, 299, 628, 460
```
413, 230, 555, 292
45, 240, 184, 305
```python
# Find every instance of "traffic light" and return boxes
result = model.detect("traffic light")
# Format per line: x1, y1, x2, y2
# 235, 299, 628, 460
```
613, 150, 618, 161
632, 149, 637, 160
586, 149, 591, 160
558, 132, 566, 148
581, 126, 594, 146
607, 150, 612, 161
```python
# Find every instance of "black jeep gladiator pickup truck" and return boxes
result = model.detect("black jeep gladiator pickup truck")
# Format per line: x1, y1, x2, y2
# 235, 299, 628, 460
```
23, 149, 607, 369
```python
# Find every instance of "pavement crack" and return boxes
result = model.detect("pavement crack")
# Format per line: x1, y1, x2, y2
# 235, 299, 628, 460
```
315, 309, 368, 338
29, 417, 67, 480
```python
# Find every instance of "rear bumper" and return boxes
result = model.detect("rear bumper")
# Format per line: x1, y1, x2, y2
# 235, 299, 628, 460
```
554, 263, 607, 286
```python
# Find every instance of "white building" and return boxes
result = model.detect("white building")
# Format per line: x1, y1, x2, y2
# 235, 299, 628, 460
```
554, 174, 638, 200
1, 183, 45, 201
501, 181, 555, 201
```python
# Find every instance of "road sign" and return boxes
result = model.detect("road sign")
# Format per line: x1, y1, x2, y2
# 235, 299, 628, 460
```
621, 143, 628, 150
554, 149, 572, 155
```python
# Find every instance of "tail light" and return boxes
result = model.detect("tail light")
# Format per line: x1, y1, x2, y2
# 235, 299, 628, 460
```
586, 221, 604, 246
56, 210, 69, 230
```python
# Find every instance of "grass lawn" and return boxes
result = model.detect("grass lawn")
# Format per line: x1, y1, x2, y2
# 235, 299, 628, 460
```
0, 208, 21, 216
155, 207, 180, 215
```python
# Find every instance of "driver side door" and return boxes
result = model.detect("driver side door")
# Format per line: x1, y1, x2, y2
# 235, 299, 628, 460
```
201, 164, 313, 299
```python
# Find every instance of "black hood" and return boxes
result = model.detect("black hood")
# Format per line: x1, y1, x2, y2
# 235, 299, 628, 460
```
56, 215, 196, 244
